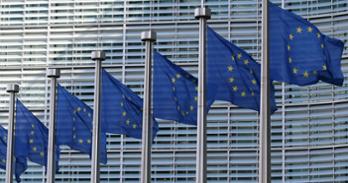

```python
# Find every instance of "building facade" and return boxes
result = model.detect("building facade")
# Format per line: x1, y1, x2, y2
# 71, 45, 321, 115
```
0, 0, 347, 182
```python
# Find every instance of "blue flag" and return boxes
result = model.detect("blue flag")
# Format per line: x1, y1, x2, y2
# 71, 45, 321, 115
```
269, 2, 344, 86
153, 51, 213, 125
0, 125, 7, 170
0, 125, 27, 182
101, 69, 159, 139
15, 99, 48, 180
56, 84, 107, 164
207, 27, 277, 113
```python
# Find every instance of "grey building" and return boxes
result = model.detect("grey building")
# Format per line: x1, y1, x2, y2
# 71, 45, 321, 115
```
0, 0, 347, 182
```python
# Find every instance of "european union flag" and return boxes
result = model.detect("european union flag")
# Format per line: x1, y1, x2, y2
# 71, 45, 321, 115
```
15, 99, 48, 180
207, 27, 277, 113
101, 69, 159, 139
56, 84, 107, 164
269, 2, 344, 86
153, 51, 213, 125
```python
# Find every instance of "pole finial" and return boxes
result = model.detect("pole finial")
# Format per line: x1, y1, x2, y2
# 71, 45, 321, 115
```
6, 84, 19, 93
194, 7, 211, 19
141, 31, 157, 42
47, 68, 61, 78
91, 50, 106, 61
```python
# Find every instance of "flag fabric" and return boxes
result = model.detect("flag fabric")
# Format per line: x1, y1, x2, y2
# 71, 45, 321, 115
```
0, 125, 7, 170
317, 35, 345, 86
207, 27, 277, 113
101, 69, 159, 139
56, 84, 107, 164
269, 2, 344, 86
0, 125, 27, 182
153, 51, 214, 125
14, 99, 49, 181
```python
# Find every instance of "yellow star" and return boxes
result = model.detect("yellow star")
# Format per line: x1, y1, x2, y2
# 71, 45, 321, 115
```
176, 74, 181, 79
194, 96, 198, 101
171, 78, 176, 83
83, 108, 87, 112
307, 27, 313, 32
321, 44, 324, 48
40, 152, 44, 157
132, 124, 137, 129
296, 27, 302, 33
293, 68, 298, 74
29, 139, 34, 144
287, 45, 291, 51
190, 105, 194, 111
322, 65, 327, 70
77, 107, 81, 112
32, 147, 37, 152
73, 134, 76, 139
241, 91, 246, 97
289, 34, 294, 40
30, 131, 35, 135
31, 124, 35, 129
251, 92, 255, 96
317, 33, 321, 38
79, 139, 83, 144
229, 77, 235, 83
252, 79, 257, 85
313, 70, 318, 75
231, 55, 235, 61
172, 87, 176, 91
177, 106, 181, 110
181, 111, 185, 116
233, 86, 238, 91
195, 86, 198, 91
126, 119, 130, 125
227, 66, 233, 72
122, 111, 127, 116
243, 59, 249, 65
87, 139, 91, 144
237, 53, 242, 59
303, 71, 309, 78
288, 57, 292, 63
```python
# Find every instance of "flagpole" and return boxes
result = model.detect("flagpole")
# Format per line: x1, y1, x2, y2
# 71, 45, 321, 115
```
47, 69, 60, 183
91, 50, 105, 183
259, 0, 271, 183
5, 84, 19, 183
194, 7, 210, 183
140, 30, 156, 183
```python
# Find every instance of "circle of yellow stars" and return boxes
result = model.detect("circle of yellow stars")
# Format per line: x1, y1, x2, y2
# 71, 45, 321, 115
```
120, 96, 139, 129
171, 73, 197, 118
72, 107, 92, 146
28, 123, 45, 158
287, 26, 327, 78
228, 53, 258, 97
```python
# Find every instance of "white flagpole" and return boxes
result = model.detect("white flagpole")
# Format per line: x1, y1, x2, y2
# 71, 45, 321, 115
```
47, 69, 60, 183
140, 30, 156, 183
5, 84, 19, 183
91, 50, 105, 183
194, 7, 211, 183
259, 0, 271, 183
